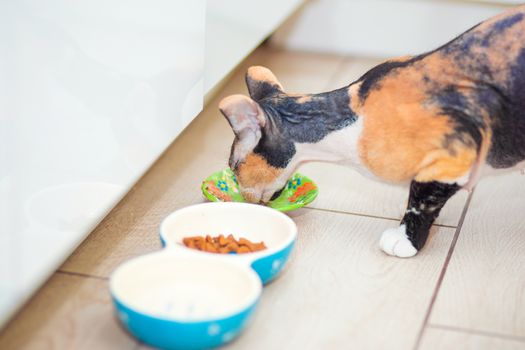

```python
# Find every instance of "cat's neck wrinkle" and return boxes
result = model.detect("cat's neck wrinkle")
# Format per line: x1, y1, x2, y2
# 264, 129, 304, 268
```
258, 87, 357, 144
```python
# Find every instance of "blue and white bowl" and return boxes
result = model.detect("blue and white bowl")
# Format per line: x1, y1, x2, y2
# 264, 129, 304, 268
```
110, 251, 262, 350
110, 202, 297, 349
159, 202, 298, 284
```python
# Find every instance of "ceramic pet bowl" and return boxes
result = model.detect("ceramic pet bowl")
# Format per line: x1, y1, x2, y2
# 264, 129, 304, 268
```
110, 202, 298, 349
160, 202, 297, 284
110, 251, 261, 350
201, 168, 318, 212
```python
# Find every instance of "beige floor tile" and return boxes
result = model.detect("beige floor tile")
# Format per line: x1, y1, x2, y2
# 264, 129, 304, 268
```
419, 327, 525, 350
0, 273, 135, 350
217, 209, 455, 350
430, 172, 525, 337
301, 162, 469, 226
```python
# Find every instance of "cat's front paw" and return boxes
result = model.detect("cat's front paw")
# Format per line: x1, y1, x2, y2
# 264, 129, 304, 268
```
379, 225, 418, 258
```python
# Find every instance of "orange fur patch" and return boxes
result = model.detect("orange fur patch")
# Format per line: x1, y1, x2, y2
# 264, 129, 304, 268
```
348, 84, 361, 110
354, 54, 479, 183
237, 153, 283, 188
415, 143, 477, 182
247, 66, 284, 90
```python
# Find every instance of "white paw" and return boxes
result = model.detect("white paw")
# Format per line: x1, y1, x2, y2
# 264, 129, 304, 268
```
379, 225, 418, 258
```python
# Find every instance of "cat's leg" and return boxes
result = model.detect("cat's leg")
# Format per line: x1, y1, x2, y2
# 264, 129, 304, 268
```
380, 180, 460, 258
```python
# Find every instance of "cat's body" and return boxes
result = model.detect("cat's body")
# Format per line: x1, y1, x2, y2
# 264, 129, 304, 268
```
219, 6, 525, 257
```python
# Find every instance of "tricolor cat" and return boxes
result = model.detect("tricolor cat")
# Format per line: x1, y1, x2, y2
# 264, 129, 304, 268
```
219, 6, 525, 258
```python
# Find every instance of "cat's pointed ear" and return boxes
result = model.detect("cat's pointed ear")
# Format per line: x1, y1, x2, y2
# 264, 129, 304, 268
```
245, 66, 284, 101
219, 94, 266, 140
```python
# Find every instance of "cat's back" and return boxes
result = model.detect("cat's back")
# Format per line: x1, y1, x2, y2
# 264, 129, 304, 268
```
435, 5, 525, 84
434, 5, 525, 169
352, 5, 525, 182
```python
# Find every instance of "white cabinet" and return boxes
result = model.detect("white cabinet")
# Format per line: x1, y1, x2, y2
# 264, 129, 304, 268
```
0, 0, 205, 327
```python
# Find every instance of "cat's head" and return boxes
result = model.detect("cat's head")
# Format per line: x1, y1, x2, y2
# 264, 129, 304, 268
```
219, 66, 296, 203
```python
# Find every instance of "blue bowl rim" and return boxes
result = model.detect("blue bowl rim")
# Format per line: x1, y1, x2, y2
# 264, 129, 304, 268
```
158, 202, 297, 263
109, 251, 263, 324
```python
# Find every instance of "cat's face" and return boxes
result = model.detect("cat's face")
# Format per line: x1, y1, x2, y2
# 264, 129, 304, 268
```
219, 67, 294, 203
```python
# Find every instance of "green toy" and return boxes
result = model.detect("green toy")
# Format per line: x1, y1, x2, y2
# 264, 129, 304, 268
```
201, 168, 318, 212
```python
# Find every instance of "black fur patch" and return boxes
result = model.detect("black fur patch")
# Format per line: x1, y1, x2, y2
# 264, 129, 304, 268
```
270, 187, 284, 201
489, 12, 523, 38
431, 85, 486, 152
487, 47, 525, 168
253, 87, 357, 168
439, 14, 522, 59
253, 132, 296, 169
441, 13, 523, 76
357, 59, 414, 101
402, 181, 460, 250
246, 76, 282, 101
261, 88, 357, 143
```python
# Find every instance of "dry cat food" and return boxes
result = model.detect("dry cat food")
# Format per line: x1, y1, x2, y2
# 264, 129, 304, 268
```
182, 234, 267, 254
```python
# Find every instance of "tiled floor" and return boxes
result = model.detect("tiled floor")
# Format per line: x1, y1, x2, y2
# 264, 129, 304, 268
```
1, 46, 524, 350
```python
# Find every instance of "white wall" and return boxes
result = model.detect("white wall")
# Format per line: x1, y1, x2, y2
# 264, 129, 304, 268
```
272, 0, 515, 58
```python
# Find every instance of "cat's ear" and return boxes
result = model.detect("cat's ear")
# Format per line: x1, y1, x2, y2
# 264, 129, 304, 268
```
245, 66, 284, 101
219, 94, 266, 141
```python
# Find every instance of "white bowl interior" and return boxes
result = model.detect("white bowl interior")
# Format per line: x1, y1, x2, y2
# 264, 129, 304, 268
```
110, 252, 261, 321
160, 203, 297, 253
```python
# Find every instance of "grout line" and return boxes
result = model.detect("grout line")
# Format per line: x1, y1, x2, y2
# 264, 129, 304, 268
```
304, 206, 401, 221
304, 206, 457, 229
412, 188, 476, 350
430, 223, 457, 229
56, 269, 108, 281
428, 323, 525, 343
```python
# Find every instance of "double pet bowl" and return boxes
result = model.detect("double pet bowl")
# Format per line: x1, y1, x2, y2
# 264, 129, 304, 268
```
110, 202, 297, 350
